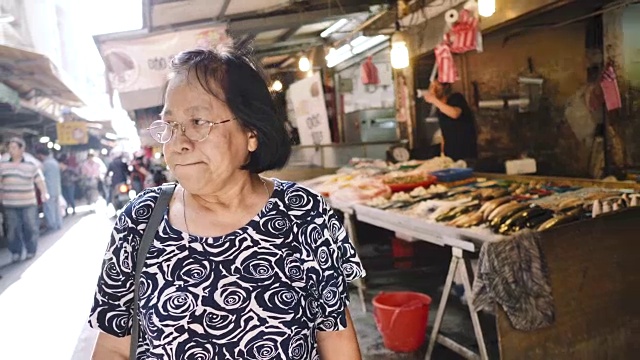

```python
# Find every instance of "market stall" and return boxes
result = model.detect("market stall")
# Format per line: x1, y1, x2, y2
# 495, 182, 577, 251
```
496, 207, 640, 360
302, 158, 640, 360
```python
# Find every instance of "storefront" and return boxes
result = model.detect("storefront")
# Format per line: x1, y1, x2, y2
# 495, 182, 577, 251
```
275, 0, 640, 359
300, 159, 640, 359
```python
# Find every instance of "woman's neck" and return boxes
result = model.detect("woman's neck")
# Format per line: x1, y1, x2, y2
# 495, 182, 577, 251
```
188, 173, 266, 213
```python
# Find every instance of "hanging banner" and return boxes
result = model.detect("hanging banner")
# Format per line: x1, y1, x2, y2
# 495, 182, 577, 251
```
98, 26, 229, 94
57, 122, 88, 145
394, 68, 416, 149
287, 72, 332, 146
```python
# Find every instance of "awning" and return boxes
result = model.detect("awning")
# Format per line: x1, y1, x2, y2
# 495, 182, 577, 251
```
94, 25, 229, 111
94, 0, 374, 111
0, 44, 83, 106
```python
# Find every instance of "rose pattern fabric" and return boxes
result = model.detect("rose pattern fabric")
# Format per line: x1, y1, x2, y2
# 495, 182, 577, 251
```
88, 179, 365, 359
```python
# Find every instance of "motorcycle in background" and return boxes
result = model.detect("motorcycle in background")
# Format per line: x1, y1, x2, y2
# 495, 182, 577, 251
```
110, 181, 135, 214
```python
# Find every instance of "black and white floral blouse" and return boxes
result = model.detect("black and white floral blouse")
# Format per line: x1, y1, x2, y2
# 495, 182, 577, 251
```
88, 179, 366, 359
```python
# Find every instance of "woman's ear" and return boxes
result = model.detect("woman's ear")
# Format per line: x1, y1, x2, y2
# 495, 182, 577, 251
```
247, 131, 258, 152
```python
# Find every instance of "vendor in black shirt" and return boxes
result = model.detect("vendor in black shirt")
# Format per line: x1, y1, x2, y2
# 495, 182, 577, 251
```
422, 81, 478, 162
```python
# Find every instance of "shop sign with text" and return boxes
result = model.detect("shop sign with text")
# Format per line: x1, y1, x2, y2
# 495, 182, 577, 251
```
287, 73, 332, 146
98, 26, 228, 93
57, 122, 88, 145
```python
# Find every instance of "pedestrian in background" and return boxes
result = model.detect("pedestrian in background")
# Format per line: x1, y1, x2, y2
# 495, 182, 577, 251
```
129, 151, 150, 194
59, 153, 79, 216
36, 147, 63, 231
80, 151, 106, 207
0, 137, 49, 262
105, 152, 130, 203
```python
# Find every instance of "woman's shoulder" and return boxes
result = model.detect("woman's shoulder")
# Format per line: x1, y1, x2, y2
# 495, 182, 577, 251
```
119, 186, 165, 223
448, 92, 466, 102
274, 179, 329, 216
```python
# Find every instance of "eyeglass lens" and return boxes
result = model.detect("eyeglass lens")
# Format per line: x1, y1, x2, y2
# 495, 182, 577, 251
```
148, 121, 211, 143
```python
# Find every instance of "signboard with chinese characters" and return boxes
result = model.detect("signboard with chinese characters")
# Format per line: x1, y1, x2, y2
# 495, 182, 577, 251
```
98, 26, 228, 94
287, 72, 332, 146
57, 122, 88, 145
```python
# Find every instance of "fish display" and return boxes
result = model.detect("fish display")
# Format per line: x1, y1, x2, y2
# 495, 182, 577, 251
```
310, 158, 640, 237
364, 178, 640, 236
536, 208, 584, 231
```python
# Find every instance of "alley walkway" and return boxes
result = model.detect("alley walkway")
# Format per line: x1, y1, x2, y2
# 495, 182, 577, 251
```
0, 206, 112, 360
0, 204, 486, 360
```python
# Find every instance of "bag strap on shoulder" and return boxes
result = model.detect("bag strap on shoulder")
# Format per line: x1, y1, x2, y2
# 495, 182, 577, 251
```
130, 182, 177, 359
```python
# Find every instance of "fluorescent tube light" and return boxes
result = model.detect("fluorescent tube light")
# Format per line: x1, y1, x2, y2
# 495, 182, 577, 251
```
320, 18, 349, 38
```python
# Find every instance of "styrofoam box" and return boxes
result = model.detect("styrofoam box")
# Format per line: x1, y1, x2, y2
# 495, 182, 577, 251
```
505, 158, 537, 175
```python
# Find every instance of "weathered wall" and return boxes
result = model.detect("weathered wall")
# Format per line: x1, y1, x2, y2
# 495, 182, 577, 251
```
404, 0, 640, 177
450, 5, 640, 177
604, 5, 640, 170
456, 22, 603, 177
339, 48, 395, 114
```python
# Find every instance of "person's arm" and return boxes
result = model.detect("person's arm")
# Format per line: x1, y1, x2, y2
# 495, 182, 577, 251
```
137, 163, 151, 177
107, 162, 115, 178
423, 92, 462, 119
34, 168, 49, 202
92, 332, 130, 360
99, 160, 108, 178
432, 98, 462, 119
88, 188, 159, 360
0, 167, 4, 203
317, 309, 362, 359
314, 197, 367, 360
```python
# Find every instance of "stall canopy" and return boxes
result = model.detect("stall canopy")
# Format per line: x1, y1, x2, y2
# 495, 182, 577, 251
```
0, 45, 84, 107
0, 100, 58, 138
94, 0, 380, 111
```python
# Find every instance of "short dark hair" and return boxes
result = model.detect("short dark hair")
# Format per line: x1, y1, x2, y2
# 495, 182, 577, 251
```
441, 82, 453, 97
35, 146, 50, 156
167, 40, 291, 174
431, 80, 453, 97
9, 137, 25, 149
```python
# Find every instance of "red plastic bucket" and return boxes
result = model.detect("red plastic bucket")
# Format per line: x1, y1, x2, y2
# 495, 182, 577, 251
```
372, 291, 432, 352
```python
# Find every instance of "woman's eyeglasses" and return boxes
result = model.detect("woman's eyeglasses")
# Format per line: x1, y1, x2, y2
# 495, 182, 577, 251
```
147, 118, 234, 144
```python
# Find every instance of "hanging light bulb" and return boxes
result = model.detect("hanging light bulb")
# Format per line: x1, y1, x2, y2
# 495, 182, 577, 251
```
271, 80, 283, 92
390, 41, 410, 69
390, 14, 409, 70
298, 55, 311, 72
478, 0, 495, 17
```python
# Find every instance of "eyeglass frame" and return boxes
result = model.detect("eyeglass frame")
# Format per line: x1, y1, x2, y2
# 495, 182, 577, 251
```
147, 118, 235, 144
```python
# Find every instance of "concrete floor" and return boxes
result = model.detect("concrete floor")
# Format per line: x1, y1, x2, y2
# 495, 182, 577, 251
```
0, 203, 113, 360
0, 203, 498, 360
349, 234, 499, 360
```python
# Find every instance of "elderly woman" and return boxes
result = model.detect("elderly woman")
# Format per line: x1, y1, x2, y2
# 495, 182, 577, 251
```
88, 42, 366, 360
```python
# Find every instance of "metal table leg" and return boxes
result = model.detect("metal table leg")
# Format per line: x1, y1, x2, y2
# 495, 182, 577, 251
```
344, 211, 367, 313
459, 250, 489, 360
425, 252, 459, 359
425, 247, 488, 360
